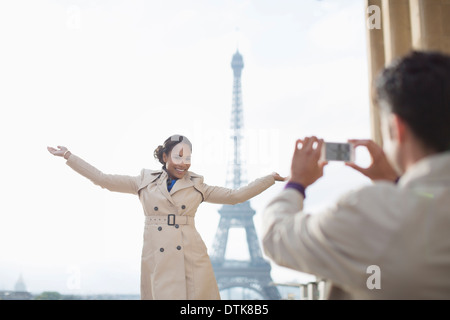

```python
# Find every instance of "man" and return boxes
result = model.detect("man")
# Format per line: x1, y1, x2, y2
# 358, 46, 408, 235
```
262, 51, 450, 299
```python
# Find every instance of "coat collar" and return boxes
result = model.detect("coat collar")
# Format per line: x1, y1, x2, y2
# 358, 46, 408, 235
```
137, 169, 163, 196
156, 170, 175, 205
145, 169, 197, 205
143, 169, 164, 185
169, 172, 195, 195
398, 151, 450, 188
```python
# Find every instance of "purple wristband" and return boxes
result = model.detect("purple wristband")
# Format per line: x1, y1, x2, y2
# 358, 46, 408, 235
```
285, 182, 306, 198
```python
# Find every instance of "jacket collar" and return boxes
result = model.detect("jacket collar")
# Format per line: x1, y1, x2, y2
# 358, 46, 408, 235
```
169, 172, 195, 195
398, 151, 450, 188
156, 170, 175, 205
146, 169, 164, 184
151, 169, 196, 205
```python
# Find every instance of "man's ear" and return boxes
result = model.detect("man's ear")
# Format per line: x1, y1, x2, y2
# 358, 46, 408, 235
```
392, 114, 407, 144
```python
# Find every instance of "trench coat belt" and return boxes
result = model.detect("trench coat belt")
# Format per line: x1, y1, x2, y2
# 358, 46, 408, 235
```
145, 215, 194, 226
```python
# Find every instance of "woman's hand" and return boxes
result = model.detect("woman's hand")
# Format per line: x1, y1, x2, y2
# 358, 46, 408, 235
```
47, 145, 71, 159
345, 139, 399, 182
271, 172, 288, 182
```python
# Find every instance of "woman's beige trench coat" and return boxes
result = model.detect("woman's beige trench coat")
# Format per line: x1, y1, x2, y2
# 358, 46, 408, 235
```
65, 154, 275, 300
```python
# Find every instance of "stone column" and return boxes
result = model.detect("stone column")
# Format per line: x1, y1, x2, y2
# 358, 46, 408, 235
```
381, 0, 412, 64
366, 0, 385, 146
365, 0, 450, 146
410, 0, 450, 54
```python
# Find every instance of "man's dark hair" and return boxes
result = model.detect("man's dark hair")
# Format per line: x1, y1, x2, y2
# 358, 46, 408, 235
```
375, 51, 450, 152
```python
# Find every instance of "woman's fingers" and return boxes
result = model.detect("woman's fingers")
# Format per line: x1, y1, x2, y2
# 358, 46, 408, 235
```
47, 146, 58, 154
47, 145, 67, 156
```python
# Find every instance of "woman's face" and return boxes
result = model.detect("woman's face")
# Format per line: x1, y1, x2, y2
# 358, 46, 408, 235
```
163, 142, 192, 179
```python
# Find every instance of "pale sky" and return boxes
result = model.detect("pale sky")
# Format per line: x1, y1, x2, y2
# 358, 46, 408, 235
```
0, 0, 373, 295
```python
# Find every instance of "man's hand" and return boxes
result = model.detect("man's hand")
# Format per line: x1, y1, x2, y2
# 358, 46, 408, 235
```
345, 139, 399, 182
289, 136, 328, 188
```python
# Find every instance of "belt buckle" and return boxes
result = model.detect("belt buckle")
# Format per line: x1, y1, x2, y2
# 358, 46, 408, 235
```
167, 214, 175, 226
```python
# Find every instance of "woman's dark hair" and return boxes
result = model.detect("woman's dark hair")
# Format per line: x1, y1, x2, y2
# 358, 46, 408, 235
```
375, 50, 450, 152
154, 134, 192, 168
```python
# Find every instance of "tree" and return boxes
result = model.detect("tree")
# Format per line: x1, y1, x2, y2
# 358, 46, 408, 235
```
34, 291, 62, 300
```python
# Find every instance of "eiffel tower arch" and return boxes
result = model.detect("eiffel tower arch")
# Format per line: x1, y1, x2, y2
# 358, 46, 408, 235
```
210, 50, 281, 300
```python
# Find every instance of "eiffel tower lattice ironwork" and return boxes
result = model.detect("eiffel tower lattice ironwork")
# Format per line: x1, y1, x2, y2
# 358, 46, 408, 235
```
210, 50, 281, 300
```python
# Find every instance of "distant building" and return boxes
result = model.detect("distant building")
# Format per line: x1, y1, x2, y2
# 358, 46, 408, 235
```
0, 274, 33, 300
0, 291, 33, 300
14, 274, 27, 292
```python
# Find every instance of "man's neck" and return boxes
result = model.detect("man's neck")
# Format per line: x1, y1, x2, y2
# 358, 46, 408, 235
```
402, 140, 437, 172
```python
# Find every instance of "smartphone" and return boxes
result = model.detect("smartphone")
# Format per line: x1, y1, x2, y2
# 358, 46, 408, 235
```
320, 142, 355, 162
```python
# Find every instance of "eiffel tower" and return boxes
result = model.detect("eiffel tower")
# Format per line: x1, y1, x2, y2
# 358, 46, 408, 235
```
210, 50, 281, 300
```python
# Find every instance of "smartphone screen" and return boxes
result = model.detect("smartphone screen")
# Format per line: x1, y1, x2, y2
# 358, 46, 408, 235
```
324, 142, 353, 162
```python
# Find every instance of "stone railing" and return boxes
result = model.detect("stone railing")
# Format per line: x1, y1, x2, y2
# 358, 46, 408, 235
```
272, 278, 329, 300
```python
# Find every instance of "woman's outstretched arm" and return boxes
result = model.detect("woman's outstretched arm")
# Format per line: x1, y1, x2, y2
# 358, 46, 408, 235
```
47, 145, 142, 195
201, 173, 286, 205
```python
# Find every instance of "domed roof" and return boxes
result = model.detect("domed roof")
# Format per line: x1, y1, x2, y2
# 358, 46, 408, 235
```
14, 274, 27, 292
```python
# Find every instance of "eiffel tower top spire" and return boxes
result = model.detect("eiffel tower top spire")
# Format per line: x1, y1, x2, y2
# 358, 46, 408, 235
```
231, 49, 244, 76
229, 49, 245, 189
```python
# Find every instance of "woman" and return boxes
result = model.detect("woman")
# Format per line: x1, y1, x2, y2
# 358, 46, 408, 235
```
47, 134, 286, 300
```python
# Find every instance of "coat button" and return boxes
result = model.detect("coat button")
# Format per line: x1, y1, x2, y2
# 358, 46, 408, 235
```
181, 205, 186, 209
176, 246, 181, 250
154, 206, 159, 211
175, 224, 179, 229
158, 226, 162, 231
160, 248, 164, 252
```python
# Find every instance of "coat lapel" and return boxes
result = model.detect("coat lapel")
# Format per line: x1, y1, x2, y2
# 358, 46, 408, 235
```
156, 170, 177, 206
169, 172, 194, 196
141, 169, 196, 205
138, 169, 162, 194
